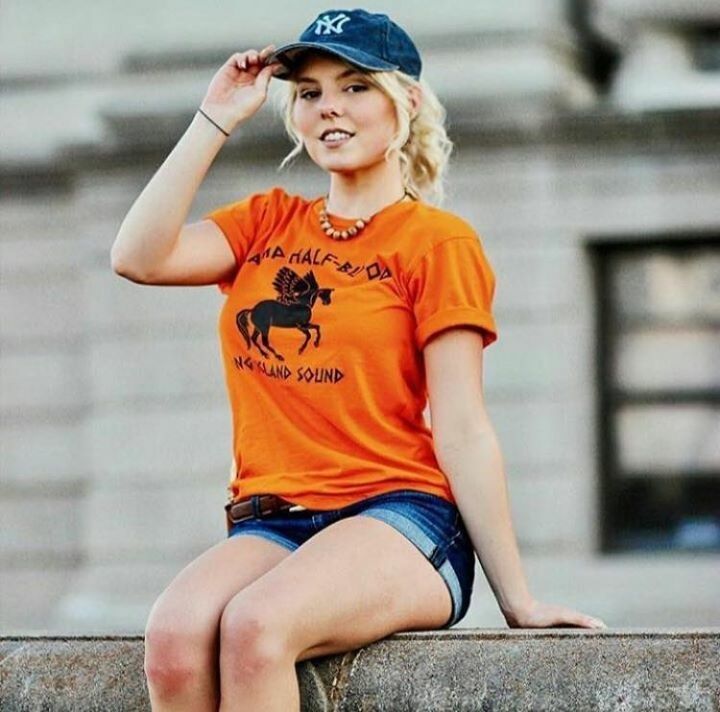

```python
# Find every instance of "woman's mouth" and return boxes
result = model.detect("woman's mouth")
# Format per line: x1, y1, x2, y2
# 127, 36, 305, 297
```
320, 130, 354, 147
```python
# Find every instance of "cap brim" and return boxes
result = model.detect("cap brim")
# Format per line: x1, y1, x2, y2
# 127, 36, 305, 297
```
267, 42, 399, 80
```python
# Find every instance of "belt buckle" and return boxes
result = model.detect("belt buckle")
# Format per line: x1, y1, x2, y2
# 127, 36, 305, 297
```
270, 495, 306, 513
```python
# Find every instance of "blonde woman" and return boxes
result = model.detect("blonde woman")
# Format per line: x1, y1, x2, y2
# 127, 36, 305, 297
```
111, 9, 606, 711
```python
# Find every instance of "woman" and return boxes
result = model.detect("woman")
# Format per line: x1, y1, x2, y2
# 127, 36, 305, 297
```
112, 9, 606, 711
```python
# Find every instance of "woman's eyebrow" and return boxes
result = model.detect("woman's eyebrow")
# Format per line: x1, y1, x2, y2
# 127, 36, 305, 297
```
296, 68, 364, 84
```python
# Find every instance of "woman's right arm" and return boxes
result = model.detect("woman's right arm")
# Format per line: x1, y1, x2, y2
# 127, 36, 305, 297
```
110, 45, 282, 285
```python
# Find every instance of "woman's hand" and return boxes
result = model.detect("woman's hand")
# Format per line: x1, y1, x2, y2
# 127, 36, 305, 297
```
504, 598, 607, 629
200, 45, 283, 133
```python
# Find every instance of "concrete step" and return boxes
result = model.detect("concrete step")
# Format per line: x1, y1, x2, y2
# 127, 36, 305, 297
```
1, 630, 717, 711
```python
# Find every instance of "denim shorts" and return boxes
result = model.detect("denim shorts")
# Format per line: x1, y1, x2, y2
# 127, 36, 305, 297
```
226, 488, 475, 628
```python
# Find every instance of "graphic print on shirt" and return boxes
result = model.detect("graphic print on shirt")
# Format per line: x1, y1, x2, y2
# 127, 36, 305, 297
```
229, 242, 395, 384
235, 266, 334, 362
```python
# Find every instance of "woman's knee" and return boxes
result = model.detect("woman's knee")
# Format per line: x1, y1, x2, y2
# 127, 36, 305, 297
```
144, 606, 217, 697
219, 601, 290, 675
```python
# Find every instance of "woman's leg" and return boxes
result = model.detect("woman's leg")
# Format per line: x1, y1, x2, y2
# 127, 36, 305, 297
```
144, 534, 292, 711
217, 515, 453, 711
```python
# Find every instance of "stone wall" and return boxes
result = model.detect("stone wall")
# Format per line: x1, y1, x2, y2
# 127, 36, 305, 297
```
2, 631, 719, 711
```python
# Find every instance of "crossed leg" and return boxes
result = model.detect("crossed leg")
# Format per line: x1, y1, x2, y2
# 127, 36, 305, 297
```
218, 514, 453, 711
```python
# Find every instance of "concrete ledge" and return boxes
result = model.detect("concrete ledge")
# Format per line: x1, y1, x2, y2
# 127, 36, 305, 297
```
1, 629, 718, 711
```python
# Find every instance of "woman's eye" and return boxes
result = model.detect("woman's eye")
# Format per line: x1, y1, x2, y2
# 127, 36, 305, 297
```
299, 85, 367, 100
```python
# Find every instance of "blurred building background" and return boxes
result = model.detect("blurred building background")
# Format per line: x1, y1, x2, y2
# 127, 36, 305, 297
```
1, 0, 718, 634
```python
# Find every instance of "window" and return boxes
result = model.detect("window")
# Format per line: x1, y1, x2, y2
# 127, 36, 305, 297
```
694, 27, 720, 71
591, 236, 720, 553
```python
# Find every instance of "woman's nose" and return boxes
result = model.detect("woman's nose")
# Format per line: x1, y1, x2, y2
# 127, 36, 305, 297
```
318, 95, 343, 118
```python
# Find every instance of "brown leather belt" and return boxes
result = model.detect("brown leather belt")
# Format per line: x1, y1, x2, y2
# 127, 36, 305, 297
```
225, 494, 307, 528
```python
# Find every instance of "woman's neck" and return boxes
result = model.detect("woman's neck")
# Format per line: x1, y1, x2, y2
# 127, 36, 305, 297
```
325, 160, 408, 218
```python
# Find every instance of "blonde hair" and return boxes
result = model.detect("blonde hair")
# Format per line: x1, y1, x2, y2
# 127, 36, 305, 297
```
275, 58, 454, 205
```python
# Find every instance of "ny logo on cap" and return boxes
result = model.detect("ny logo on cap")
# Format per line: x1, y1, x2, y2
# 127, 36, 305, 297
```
314, 13, 351, 35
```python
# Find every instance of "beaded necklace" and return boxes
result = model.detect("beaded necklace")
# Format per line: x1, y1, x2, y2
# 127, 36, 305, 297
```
319, 191, 411, 240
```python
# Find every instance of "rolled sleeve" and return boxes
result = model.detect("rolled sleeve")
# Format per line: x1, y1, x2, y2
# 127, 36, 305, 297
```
407, 236, 498, 350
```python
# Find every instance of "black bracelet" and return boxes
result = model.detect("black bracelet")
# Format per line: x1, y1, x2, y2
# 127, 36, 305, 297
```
197, 108, 230, 137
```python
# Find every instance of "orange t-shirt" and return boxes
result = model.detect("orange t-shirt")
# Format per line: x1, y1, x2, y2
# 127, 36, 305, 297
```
205, 187, 498, 510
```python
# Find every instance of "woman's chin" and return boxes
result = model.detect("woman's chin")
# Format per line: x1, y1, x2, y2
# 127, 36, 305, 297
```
312, 156, 359, 172
311, 155, 385, 176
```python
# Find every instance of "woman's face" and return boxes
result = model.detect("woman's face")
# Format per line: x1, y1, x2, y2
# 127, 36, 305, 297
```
290, 52, 399, 175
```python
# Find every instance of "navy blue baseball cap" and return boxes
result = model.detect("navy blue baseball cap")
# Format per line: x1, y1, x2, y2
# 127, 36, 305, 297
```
268, 9, 422, 81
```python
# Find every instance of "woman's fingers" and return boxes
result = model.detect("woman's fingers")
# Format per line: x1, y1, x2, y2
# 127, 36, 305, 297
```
231, 50, 261, 73
259, 44, 276, 61
563, 607, 606, 629
255, 61, 281, 91
243, 50, 280, 77
226, 45, 277, 76
227, 53, 244, 71
509, 600, 607, 629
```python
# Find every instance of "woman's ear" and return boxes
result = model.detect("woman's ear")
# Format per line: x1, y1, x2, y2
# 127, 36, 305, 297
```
408, 85, 423, 119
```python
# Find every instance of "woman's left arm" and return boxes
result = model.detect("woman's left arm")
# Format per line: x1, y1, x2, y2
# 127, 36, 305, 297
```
424, 329, 607, 629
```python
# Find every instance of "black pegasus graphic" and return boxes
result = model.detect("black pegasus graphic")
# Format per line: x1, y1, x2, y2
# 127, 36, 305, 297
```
235, 267, 334, 361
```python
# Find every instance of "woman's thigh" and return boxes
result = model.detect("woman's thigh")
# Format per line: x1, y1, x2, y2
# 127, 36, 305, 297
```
145, 534, 292, 648
226, 489, 475, 632
222, 514, 452, 665
220, 489, 475, 662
